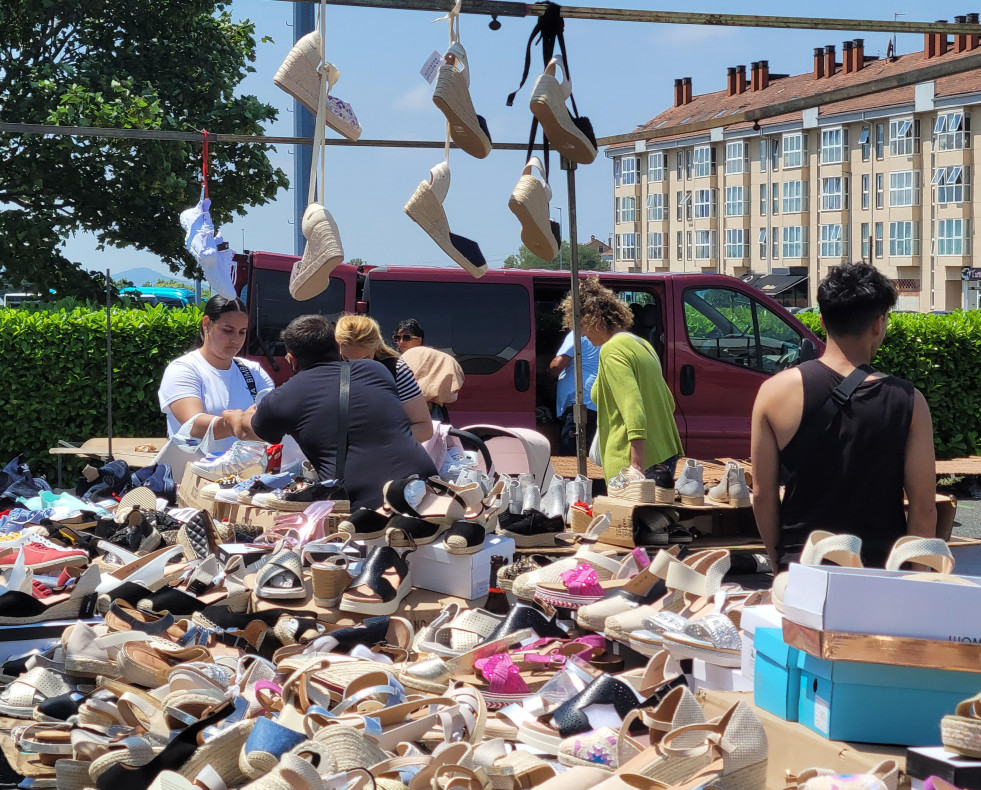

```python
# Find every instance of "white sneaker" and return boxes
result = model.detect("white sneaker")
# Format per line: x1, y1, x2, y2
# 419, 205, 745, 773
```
189, 441, 267, 483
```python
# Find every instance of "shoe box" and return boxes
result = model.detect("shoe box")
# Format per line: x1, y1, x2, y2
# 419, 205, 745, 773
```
907, 747, 981, 790
214, 502, 279, 532
782, 563, 981, 643
753, 626, 801, 721
684, 659, 753, 693
740, 604, 783, 683
177, 466, 214, 511
410, 536, 515, 600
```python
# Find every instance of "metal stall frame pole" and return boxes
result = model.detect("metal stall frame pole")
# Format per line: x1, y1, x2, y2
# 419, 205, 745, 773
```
105, 269, 114, 461
563, 156, 587, 477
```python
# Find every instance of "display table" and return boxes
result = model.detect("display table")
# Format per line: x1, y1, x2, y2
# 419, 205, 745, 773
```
48, 437, 165, 485
699, 689, 909, 790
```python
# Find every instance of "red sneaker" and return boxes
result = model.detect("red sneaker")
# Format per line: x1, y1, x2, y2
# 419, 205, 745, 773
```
0, 541, 87, 573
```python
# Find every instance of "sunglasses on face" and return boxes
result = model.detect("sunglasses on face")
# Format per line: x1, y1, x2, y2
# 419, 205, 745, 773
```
393, 334, 417, 342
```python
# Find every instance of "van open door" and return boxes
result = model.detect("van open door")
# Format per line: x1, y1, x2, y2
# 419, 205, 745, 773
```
241, 252, 358, 385
364, 267, 536, 428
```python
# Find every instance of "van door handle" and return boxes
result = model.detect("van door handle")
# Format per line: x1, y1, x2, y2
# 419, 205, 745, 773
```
680, 364, 695, 396
514, 360, 531, 392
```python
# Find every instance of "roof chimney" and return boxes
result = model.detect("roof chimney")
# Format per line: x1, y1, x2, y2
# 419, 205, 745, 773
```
937, 20, 950, 56
682, 77, 692, 105
727, 67, 737, 97
925, 29, 938, 58
955, 15, 968, 52
757, 60, 769, 90
813, 47, 825, 79
736, 65, 747, 94
824, 45, 837, 78
673, 78, 684, 107
853, 38, 865, 72
842, 40, 854, 74
968, 13, 980, 51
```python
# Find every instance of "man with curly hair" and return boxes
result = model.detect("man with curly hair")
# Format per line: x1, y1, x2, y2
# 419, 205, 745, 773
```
751, 263, 936, 570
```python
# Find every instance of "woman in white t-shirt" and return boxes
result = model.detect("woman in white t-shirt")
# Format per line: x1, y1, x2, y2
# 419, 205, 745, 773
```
158, 295, 274, 453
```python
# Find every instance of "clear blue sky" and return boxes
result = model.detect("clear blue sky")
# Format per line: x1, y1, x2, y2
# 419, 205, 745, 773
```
63, 0, 969, 277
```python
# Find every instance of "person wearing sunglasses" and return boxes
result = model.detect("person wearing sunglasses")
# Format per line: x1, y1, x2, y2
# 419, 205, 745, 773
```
392, 319, 425, 353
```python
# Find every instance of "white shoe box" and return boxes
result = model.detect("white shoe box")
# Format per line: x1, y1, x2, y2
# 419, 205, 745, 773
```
739, 604, 783, 683
686, 659, 754, 692
410, 536, 515, 601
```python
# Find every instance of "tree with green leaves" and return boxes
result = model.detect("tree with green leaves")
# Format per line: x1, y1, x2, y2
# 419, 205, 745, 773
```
503, 242, 609, 271
0, 1, 289, 299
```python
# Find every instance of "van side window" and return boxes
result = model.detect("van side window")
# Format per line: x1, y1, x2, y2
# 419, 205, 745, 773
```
683, 287, 804, 373
249, 269, 346, 356
369, 280, 531, 375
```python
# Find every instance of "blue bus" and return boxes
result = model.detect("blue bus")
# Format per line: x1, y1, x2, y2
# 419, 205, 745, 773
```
120, 287, 195, 307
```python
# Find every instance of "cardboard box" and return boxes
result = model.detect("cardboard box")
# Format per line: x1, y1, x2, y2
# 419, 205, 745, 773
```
797, 651, 977, 745
740, 604, 783, 682
700, 689, 908, 790
783, 563, 981, 643
754, 626, 801, 721
907, 746, 981, 788
686, 660, 753, 692
220, 503, 280, 532
178, 466, 214, 511
411, 536, 515, 599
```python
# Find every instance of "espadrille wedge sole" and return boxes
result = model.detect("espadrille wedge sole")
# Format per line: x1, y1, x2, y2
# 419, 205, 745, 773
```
274, 31, 322, 114
432, 45, 491, 159
290, 203, 344, 301
405, 163, 487, 279
529, 58, 597, 165
509, 159, 559, 261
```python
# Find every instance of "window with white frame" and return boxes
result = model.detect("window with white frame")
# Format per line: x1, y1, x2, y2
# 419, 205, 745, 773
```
646, 193, 664, 221
614, 158, 621, 187
782, 180, 806, 213
820, 224, 847, 258
821, 128, 847, 164
875, 123, 885, 159
648, 152, 664, 182
861, 222, 870, 260
937, 219, 969, 256
726, 141, 746, 174
889, 170, 919, 207
772, 228, 780, 260
935, 111, 970, 151
686, 231, 693, 259
694, 189, 716, 219
615, 233, 637, 260
693, 146, 715, 177
725, 228, 746, 259
861, 174, 869, 210
859, 126, 871, 161
615, 196, 636, 223
647, 232, 665, 260
782, 133, 804, 168
676, 151, 684, 180
760, 184, 768, 216
760, 139, 769, 172
725, 186, 744, 217
782, 226, 808, 258
694, 230, 716, 259
821, 177, 848, 211
889, 118, 919, 156
676, 231, 683, 260
758, 228, 768, 260
875, 173, 884, 209
875, 222, 883, 258
888, 221, 919, 256
620, 157, 639, 185
934, 166, 969, 204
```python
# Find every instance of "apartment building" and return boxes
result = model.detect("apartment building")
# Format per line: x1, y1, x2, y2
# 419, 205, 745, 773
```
607, 20, 981, 311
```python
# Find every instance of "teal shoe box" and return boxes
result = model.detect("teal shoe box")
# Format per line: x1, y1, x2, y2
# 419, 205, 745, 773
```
797, 651, 977, 745
753, 627, 800, 721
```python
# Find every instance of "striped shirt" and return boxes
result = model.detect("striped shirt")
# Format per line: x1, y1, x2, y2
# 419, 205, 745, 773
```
393, 358, 422, 403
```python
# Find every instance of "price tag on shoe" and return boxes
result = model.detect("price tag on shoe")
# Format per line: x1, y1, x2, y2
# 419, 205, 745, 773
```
420, 50, 443, 84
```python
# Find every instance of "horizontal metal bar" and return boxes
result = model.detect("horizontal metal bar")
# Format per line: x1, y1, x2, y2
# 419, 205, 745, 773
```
0, 123, 536, 149
267, 0, 981, 34
597, 49, 981, 147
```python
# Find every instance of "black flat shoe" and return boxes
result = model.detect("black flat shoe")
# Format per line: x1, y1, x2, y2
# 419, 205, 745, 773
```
338, 508, 390, 540
484, 603, 567, 644
441, 520, 487, 554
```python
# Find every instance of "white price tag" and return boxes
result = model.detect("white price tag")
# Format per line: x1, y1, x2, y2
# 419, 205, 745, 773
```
420, 50, 443, 84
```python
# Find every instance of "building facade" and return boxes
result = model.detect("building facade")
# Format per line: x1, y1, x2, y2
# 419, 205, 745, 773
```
608, 23, 981, 310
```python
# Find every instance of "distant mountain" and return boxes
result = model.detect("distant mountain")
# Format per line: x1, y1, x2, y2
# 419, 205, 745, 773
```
114, 267, 192, 287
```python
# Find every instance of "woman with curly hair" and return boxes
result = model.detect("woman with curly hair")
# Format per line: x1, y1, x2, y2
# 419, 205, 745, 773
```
561, 277, 683, 484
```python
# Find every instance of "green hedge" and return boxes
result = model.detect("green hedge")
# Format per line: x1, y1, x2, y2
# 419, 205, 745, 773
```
796, 311, 981, 458
0, 305, 201, 481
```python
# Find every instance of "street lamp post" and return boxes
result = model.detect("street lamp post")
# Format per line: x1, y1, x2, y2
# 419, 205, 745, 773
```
554, 207, 563, 269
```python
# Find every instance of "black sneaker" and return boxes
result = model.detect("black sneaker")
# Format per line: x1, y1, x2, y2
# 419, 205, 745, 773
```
264, 480, 348, 512
497, 510, 566, 547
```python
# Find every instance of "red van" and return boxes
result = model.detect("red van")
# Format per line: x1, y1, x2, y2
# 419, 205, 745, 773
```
235, 252, 821, 459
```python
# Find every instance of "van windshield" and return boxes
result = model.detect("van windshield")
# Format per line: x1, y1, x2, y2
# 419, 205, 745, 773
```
368, 279, 531, 375
248, 267, 346, 357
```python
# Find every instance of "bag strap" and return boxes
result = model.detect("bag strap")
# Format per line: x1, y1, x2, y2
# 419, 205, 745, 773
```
797, 364, 875, 447
233, 359, 258, 402
335, 361, 351, 482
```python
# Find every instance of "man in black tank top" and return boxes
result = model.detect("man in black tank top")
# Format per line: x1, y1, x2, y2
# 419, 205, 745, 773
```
751, 263, 937, 570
